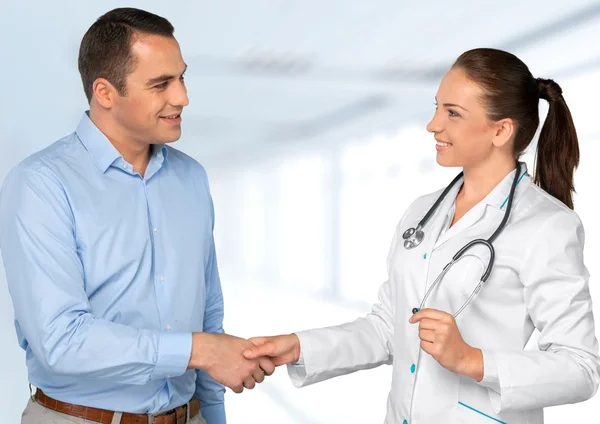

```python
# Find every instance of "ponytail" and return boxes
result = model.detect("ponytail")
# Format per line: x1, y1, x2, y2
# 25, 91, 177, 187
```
533, 78, 580, 209
453, 49, 580, 209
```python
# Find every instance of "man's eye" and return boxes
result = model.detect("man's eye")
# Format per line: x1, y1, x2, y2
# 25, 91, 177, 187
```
155, 81, 168, 89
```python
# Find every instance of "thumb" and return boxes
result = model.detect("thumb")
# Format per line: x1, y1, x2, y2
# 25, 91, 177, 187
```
243, 340, 275, 359
248, 336, 269, 346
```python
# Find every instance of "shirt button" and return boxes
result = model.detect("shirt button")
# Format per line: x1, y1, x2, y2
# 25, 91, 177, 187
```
122, 163, 127, 169
153, 227, 158, 233
166, 324, 171, 331
160, 275, 165, 282
411, 364, 416, 373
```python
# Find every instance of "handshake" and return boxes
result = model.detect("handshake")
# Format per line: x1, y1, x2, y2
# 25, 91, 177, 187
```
188, 332, 301, 393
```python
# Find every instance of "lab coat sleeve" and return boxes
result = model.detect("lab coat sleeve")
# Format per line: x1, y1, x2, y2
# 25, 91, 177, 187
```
287, 227, 400, 387
479, 210, 600, 412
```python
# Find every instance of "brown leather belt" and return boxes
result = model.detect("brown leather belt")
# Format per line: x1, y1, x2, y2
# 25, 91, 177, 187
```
34, 389, 200, 424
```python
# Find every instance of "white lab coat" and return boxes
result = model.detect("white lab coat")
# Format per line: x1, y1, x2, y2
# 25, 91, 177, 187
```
287, 162, 600, 423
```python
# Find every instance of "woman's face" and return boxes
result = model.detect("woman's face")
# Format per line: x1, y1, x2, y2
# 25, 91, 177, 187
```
426, 67, 506, 168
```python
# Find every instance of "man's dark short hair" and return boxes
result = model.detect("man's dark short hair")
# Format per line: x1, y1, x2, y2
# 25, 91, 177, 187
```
78, 7, 175, 103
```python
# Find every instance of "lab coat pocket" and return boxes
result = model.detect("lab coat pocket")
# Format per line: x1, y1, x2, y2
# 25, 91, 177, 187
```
456, 377, 526, 424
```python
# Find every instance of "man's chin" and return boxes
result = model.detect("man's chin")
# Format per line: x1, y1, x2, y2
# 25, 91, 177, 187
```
159, 130, 183, 144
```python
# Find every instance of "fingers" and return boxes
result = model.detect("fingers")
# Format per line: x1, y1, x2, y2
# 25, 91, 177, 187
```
230, 363, 267, 393
240, 360, 273, 391
409, 308, 453, 323
242, 376, 256, 390
418, 328, 436, 343
251, 368, 265, 384
247, 358, 275, 387
258, 357, 276, 376
420, 339, 439, 356
416, 318, 438, 331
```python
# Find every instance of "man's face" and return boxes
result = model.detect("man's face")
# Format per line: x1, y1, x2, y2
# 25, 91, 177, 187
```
109, 34, 189, 146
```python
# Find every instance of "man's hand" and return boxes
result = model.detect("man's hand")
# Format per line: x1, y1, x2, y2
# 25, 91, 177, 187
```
242, 334, 301, 366
188, 333, 276, 393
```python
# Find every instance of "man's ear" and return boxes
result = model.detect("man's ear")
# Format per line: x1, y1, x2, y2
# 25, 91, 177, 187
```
92, 78, 117, 109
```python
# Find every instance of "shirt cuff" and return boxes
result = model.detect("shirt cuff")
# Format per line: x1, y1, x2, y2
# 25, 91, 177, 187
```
150, 332, 192, 380
200, 403, 226, 424
292, 350, 305, 366
478, 349, 501, 412
286, 333, 309, 387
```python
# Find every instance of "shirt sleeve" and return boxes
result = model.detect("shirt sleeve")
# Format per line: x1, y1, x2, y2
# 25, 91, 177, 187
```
286, 227, 400, 387
0, 167, 192, 384
477, 210, 600, 412
193, 186, 226, 424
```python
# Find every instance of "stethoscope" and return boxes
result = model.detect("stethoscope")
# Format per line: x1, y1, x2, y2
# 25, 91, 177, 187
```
403, 162, 523, 318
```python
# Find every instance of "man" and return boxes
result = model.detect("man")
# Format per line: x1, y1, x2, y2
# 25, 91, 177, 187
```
0, 7, 273, 424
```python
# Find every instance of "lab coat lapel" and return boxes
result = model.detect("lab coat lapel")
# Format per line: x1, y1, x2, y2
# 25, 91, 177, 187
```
403, 181, 462, 305
433, 202, 488, 250
432, 163, 530, 251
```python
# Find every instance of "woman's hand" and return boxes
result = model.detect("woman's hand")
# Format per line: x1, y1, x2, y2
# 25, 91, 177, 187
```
409, 308, 483, 381
242, 334, 301, 367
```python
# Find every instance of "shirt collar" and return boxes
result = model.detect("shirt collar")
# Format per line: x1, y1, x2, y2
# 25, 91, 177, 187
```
75, 111, 168, 174
76, 112, 122, 173
481, 161, 530, 210
152, 143, 169, 161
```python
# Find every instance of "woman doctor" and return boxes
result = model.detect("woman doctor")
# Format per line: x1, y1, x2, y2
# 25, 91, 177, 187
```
244, 48, 600, 424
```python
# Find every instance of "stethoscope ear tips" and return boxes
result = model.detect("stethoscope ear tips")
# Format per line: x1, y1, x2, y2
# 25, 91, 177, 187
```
412, 308, 419, 314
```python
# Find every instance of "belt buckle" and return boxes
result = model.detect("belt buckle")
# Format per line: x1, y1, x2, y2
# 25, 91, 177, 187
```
148, 403, 186, 424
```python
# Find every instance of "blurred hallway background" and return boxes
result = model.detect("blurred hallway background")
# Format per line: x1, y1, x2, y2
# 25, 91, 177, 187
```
2, 1, 600, 422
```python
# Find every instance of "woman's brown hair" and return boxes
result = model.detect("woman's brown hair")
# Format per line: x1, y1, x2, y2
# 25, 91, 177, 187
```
453, 48, 579, 209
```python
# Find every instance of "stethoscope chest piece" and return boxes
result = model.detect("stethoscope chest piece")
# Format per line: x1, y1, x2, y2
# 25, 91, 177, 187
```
401, 162, 523, 318
403, 227, 424, 249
